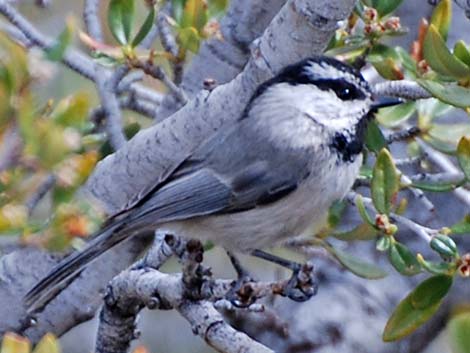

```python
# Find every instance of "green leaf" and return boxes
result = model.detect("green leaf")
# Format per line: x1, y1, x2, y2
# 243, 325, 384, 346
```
368, 45, 403, 80
383, 275, 453, 341
430, 0, 451, 40
417, 98, 454, 126
417, 254, 456, 275
51, 92, 90, 128
410, 274, 453, 309
326, 245, 388, 279
33, 333, 60, 353
0, 332, 31, 353
418, 79, 470, 109
172, 0, 186, 24
411, 179, 465, 192
423, 134, 457, 155
430, 234, 458, 258
396, 46, 418, 76
423, 25, 470, 79
369, 0, 403, 16
181, 0, 208, 31
454, 40, 470, 67
208, 0, 228, 17
327, 200, 347, 228
331, 222, 378, 241
355, 194, 376, 226
448, 312, 470, 353
178, 26, 200, 53
46, 17, 74, 61
377, 236, 392, 251
457, 136, 470, 179
131, 6, 156, 47
108, 0, 135, 45
376, 101, 416, 128
429, 124, 470, 146
365, 120, 388, 153
371, 148, 400, 214
450, 214, 470, 234
389, 242, 422, 276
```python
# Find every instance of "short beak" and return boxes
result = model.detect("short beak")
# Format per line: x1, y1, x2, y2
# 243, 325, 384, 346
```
371, 96, 403, 111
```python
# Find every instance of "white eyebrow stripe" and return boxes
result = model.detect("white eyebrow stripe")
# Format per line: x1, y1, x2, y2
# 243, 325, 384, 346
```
305, 61, 367, 91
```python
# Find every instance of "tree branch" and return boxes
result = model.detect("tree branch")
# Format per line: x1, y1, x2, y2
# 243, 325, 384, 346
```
87, 0, 357, 213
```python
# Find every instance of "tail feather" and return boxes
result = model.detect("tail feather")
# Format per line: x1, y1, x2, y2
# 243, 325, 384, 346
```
24, 219, 129, 312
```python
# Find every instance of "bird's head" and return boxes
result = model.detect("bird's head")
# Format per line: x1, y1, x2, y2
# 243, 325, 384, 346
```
249, 56, 401, 132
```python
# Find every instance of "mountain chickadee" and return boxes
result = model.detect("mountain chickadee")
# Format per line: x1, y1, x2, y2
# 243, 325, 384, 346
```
25, 56, 401, 309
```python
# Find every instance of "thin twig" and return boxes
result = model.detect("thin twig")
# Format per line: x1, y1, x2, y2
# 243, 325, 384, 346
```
95, 66, 128, 150
410, 171, 465, 184
347, 192, 435, 243
417, 139, 470, 207
387, 126, 421, 143
156, 8, 184, 84
400, 173, 436, 213
129, 58, 187, 105
83, 0, 103, 42
373, 80, 431, 100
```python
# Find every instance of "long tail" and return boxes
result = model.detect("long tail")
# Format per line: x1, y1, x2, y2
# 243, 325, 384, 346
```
24, 218, 131, 312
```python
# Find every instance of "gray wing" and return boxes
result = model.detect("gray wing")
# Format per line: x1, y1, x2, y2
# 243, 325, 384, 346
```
126, 117, 312, 224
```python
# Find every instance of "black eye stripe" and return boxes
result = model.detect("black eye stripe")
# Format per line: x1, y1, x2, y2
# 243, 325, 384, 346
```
313, 79, 366, 101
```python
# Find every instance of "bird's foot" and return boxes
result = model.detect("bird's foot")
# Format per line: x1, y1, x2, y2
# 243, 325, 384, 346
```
281, 261, 317, 302
227, 275, 259, 308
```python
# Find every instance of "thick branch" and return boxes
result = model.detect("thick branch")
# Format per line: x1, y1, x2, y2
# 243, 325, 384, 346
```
87, 0, 357, 213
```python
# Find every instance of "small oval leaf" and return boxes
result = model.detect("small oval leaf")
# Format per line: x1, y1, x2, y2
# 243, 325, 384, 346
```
33, 333, 60, 353
423, 25, 470, 79
131, 6, 156, 47
327, 245, 388, 279
331, 222, 378, 241
0, 332, 31, 353
108, 0, 135, 45
372, 148, 400, 214
430, 0, 451, 40
450, 215, 470, 235
365, 120, 388, 153
370, 0, 404, 16
411, 179, 464, 192
410, 274, 453, 309
418, 79, 470, 109
448, 312, 470, 353
383, 275, 453, 341
389, 242, 422, 276
355, 194, 376, 226
454, 41, 470, 67
46, 17, 74, 61
376, 101, 416, 128
457, 136, 470, 179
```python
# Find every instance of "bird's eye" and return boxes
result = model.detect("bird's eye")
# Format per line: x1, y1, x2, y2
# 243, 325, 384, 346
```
334, 83, 363, 101
338, 87, 353, 100
314, 79, 366, 101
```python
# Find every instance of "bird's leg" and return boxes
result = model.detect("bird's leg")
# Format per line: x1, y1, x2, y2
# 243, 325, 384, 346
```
226, 251, 259, 307
227, 251, 252, 279
251, 249, 317, 302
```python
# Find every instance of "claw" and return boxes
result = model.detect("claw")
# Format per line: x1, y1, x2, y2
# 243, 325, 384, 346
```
283, 261, 317, 302
227, 276, 258, 308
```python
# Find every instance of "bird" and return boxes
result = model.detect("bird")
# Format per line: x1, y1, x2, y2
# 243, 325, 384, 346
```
24, 56, 401, 310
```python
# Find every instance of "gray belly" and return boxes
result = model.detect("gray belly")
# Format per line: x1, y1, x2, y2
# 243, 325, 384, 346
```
159, 157, 362, 252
